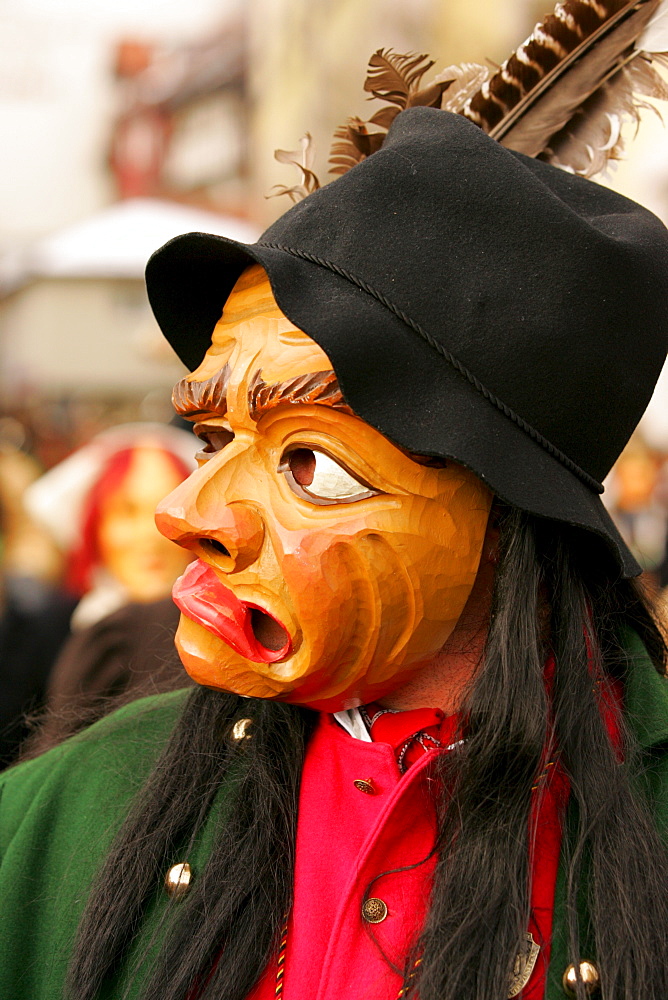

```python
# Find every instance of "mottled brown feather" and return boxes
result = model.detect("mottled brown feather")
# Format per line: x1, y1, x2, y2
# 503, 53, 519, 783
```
462, 0, 662, 164
328, 50, 451, 175
287, 0, 668, 195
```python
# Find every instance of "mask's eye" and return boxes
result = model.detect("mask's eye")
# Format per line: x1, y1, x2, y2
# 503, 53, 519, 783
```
278, 447, 378, 504
194, 425, 234, 461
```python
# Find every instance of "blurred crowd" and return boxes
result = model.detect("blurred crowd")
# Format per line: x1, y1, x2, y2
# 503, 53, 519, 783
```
605, 437, 668, 586
0, 403, 196, 768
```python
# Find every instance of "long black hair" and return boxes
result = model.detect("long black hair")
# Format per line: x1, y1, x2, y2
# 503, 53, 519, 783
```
65, 506, 668, 1000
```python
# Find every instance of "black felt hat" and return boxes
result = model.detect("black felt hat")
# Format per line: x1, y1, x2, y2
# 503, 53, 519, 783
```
146, 107, 668, 577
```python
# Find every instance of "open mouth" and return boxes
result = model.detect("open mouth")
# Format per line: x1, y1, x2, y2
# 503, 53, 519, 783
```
248, 606, 289, 652
172, 559, 291, 663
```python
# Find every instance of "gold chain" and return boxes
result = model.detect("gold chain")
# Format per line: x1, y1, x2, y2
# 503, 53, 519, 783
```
275, 917, 421, 998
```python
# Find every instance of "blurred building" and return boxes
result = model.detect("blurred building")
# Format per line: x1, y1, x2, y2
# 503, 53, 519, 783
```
0, 0, 242, 247
0, 198, 257, 403
0, 0, 248, 461
109, 23, 248, 216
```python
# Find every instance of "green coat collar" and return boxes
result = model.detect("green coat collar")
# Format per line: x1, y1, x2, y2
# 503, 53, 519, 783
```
623, 628, 668, 749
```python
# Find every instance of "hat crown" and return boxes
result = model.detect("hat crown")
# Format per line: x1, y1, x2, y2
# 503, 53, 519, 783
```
260, 108, 668, 484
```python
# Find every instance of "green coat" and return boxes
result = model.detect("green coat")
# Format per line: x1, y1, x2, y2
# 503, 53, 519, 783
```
1, 632, 668, 1000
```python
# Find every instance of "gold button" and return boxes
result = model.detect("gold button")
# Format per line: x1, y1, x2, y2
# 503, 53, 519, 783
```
164, 862, 192, 898
231, 718, 253, 741
562, 961, 600, 996
362, 897, 388, 923
353, 778, 375, 794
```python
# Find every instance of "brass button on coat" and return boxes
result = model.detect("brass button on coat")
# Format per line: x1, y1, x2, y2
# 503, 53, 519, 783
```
362, 897, 388, 923
164, 862, 192, 898
562, 961, 600, 996
353, 778, 375, 794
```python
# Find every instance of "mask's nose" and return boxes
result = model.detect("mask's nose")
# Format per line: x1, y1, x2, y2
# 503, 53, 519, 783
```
155, 477, 265, 574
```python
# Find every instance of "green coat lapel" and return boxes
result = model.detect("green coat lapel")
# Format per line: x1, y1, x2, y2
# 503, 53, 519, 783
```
99, 775, 238, 1000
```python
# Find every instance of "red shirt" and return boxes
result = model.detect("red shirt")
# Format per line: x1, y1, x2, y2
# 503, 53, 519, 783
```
248, 705, 570, 1000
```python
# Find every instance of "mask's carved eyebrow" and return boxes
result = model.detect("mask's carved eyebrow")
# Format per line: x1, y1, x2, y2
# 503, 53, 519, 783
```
172, 365, 230, 419
172, 366, 354, 422
248, 369, 353, 421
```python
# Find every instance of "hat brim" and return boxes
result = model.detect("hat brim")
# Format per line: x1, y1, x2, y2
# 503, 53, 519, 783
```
146, 231, 640, 577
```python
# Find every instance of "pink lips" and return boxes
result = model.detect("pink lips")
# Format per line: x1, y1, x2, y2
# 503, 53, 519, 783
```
172, 559, 291, 663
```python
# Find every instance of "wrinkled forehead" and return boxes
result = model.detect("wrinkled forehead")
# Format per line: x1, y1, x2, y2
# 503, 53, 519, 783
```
190, 263, 331, 385
214, 263, 286, 328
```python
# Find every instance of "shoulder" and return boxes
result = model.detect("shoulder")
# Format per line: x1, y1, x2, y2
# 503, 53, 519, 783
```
0, 688, 190, 851
623, 629, 668, 749
0, 689, 192, 1000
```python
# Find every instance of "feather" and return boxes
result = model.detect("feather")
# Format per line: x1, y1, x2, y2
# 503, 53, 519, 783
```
542, 53, 668, 174
329, 118, 386, 176
434, 62, 491, 113
268, 133, 320, 203
364, 49, 436, 106
461, 0, 668, 177
275, 0, 668, 198
327, 49, 453, 175
638, 0, 668, 51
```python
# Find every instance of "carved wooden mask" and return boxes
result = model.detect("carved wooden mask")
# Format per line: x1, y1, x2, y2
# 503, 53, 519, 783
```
155, 265, 492, 711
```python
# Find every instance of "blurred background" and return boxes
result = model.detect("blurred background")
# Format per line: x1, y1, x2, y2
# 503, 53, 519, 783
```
1, 0, 668, 763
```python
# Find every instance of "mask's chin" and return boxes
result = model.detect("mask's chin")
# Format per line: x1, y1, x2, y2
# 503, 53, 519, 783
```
177, 623, 442, 713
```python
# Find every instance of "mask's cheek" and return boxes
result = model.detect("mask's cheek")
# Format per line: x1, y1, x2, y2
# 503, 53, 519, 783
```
274, 500, 489, 709
272, 530, 417, 704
